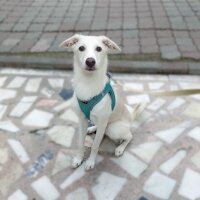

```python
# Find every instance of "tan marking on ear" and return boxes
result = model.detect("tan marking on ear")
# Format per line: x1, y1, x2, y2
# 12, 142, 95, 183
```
103, 39, 118, 50
59, 35, 80, 48
103, 40, 112, 49
66, 38, 79, 47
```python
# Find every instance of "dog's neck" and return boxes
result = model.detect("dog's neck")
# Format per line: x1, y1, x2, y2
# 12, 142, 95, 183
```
73, 59, 108, 101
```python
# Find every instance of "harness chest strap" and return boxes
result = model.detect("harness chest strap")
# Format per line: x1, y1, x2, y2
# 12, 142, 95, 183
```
77, 82, 116, 120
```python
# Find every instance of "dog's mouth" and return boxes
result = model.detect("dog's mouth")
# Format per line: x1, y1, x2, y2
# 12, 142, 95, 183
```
85, 66, 96, 71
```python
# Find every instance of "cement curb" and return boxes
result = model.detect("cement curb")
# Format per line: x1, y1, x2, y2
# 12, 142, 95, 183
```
0, 55, 199, 74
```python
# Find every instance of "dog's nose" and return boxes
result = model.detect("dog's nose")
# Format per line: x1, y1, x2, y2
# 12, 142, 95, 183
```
85, 58, 96, 68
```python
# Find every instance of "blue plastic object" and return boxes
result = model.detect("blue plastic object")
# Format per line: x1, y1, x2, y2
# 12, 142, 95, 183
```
59, 89, 73, 100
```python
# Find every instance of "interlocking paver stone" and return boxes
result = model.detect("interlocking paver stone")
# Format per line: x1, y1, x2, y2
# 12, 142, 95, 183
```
0, 0, 199, 60
160, 45, 181, 60
12, 39, 36, 52
12, 23, 31, 32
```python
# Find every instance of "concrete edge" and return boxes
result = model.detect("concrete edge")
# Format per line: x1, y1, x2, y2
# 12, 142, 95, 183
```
0, 55, 199, 75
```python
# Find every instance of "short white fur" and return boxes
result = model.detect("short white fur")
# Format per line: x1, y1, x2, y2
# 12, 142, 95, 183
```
60, 34, 145, 170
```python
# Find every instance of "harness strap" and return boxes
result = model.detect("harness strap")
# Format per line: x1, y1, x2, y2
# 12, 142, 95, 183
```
77, 82, 116, 120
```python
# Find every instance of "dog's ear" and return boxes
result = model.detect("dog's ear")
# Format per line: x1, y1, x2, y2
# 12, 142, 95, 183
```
100, 36, 121, 53
59, 34, 80, 49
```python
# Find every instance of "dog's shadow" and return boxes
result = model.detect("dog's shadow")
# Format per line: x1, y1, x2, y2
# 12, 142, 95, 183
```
84, 134, 116, 159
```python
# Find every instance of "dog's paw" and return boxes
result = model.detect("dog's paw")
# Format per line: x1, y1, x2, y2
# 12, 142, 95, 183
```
85, 159, 95, 170
115, 146, 125, 157
72, 156, 83, 168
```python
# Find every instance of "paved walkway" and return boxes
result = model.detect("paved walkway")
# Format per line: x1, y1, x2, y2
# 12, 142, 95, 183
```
0, 68, 200, 199
0, 0, 200, 60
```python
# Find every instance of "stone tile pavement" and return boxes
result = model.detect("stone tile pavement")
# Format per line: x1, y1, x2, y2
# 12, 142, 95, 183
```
0, 0, 200, 60
0, 67, 200, 199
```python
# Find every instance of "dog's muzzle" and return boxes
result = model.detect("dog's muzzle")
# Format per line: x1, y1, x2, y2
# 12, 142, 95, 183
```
85, 57, 96, 71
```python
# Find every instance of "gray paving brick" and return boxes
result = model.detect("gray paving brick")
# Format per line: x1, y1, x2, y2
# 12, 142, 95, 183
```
48, 17, 63, 24
0, 0, 199, 60
30, 39, 51, 52
141, 37, 157, 46
176, 38, 194, 46
18, 16, 35, 23
188, 63, 200, 73
107, 20, 122, 30
184, 52, 200, 60
28, 24, 46, 32
123, 30, 138, 38
52, 12, 65, 18
24, 32, 41, 40
90, 20, 105, 29
166, 10, 181, 17
123, 45, 140, 54
0, 23, 15, 31
11, 39, 37, 52
141, 45, 159, 54
4, 16, 19, 23
31, 33, 57, 52
161, 45, 181, 60
138, 12, 152, 18
75, 23, 91, 31
154, 17, 170, 29
45, 24, 61, 32
139, 30, 155, 38
173, 31, 189, 38
33, 17, 49, 24
60, 22, 75, 31
123, 38, 139, 46
179, 10, 195, 17
179, 44, 197, 52
0, 16, 5, 23
13, 23, 31, 32
190, 31, 200, 39
49, 32, 73, 52
139, 18, 154, 29
0, 38, 20, 52
123, 19, 137, 29
156, 30, 172, 37
185, 17, 200, 30
0, 32, 9, 44
158, 37, 176, 45
169, 17, 187, 30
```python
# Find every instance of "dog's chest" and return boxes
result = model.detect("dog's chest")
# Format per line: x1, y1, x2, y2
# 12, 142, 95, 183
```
77, 81, 115, 120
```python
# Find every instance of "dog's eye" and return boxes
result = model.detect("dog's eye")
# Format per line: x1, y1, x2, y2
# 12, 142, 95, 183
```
79, 46, 85, 52
96, 46, 102, 52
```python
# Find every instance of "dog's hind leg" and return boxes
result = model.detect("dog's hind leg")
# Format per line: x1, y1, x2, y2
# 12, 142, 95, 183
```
106, 121, 133, 157
115, 133, 132, 156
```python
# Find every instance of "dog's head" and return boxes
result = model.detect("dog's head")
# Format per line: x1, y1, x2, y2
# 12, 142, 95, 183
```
60, 34, 121, 72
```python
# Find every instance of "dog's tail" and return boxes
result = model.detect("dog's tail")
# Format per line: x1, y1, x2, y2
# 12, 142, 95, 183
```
130, 102, 147, 121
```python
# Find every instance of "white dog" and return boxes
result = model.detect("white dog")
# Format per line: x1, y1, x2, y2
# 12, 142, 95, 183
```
60, 34, 145, 170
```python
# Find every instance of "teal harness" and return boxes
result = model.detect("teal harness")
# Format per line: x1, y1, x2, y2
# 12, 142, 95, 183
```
77, 79, 116, 120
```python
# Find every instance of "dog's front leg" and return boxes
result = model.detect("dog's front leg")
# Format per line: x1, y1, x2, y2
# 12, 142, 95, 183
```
85, 121, 107, 170
72, 117, 88, 168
